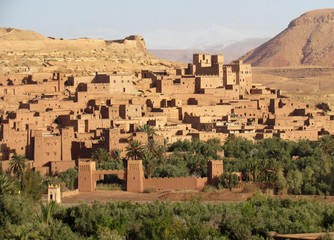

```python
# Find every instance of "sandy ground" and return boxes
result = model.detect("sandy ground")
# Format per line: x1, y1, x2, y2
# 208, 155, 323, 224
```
61, 188, 334, 206
61, 189, 254, 205
62, 190, 163, 205
253, 66, 334, 110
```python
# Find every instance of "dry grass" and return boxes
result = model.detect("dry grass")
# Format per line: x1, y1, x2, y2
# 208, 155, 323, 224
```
253, 66, 334, 111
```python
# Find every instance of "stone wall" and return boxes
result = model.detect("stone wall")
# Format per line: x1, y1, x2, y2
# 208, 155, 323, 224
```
143, 177, 207, 191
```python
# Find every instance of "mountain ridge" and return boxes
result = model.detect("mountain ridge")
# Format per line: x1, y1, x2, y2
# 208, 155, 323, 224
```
0, 27, 179, 75
241, 9, 334, 67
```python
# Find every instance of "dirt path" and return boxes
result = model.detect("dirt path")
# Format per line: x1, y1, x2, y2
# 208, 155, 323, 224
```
61, 189, 334, 206
61, 189, 254, 205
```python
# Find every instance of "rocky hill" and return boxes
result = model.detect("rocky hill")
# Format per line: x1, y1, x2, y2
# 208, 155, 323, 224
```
242, 9, 334, 67
0, 28, 179, 75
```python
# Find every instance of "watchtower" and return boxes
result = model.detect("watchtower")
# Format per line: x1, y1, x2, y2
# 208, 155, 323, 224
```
207, 160, 223, 185
127, 160, 144, 192
78, 160, 96, 192
48, 184, 61, 203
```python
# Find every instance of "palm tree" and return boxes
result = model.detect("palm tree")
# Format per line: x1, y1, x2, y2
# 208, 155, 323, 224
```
319, 135, 334, 156
141, 150, 156, 178
35, 201, 58, 225
9, 153, 27, 181
137, 124, 155, 138
126, 140, 144, 160
92, 148, 111, 164
4, 224, 35, 240
0, 173, 16, 195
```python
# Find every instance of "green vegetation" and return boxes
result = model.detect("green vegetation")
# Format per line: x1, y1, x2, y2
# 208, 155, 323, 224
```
2, 183, 334, 240
92, 148, 124, 170
219, 172, 239, 190
57, 168, 78, 190
3, 136, 334, 238
126, 138, 222, 178
93, 135, 334, 195
223, 135, 334, 195
137, 124, 156, 137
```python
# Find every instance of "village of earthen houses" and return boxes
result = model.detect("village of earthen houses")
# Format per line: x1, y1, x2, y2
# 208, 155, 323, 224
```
1, 45, 334, 193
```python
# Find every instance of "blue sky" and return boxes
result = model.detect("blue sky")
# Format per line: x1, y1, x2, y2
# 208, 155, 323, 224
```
0, 0, 333, 48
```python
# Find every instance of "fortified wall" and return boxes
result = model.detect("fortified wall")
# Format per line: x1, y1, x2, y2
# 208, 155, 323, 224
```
78, 159, 223, 192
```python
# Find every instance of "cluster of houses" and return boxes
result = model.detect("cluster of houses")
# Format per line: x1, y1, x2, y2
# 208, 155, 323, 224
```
1, 53, 333, 176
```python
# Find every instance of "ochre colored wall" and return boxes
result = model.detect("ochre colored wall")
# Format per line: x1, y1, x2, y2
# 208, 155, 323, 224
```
143, 177, 207, 191
78, 159, 222, 193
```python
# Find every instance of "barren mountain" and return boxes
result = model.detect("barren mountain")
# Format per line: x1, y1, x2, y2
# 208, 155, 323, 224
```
150, 38, 268, 63
242, 9, 334, 67
0, 28, 179, 75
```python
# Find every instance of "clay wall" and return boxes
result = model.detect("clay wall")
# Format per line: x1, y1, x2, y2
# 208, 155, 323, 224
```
181, 105, 232, 119
86, 119, 112, 132
190, 132, 228, 143
132, 131, 148, 144
203, 87, 240, 99
109, 75, 135, 93
183, 115, 220, 130
156, 77, 196, 94
229, 100, 258, 109
126, 160, 144, 192
234, 108, 260, 118
223, 66, 237, 86
196, 76, 223, 92
61, 127, 73, 161
33, 130, 62, 169
273, 116, 309, 130
322, 121, 334, 134
143, 177, 207, 191
250, 87, 274, 95
78, 160, 96, 192
0, 129, 28, 159
193, 53, 213, 66
75, 91, 112, 103
105, 128, 121, 151
238, 63, 252, 94
207, 160, 223, 184
101, 105, 120, 120
2, 110, 39, 130
192, 54, 223, 76
119, 104, 143, 119
78, 159, 223, 193
161, 107, 179, 120
40, 110, 71, 127
86, 83, 110, 93
50, 161, 76, 175
0, 80, 61, 96
257, 99, 271, 113
28, 99, 64, 112
277, 130, 318, 141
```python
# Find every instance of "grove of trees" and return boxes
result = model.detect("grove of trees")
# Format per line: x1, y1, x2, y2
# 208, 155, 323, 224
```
2, 135, 334, 238
2, 183, 334, 240
91, 133, 334, 195
223, 135, 334, 195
